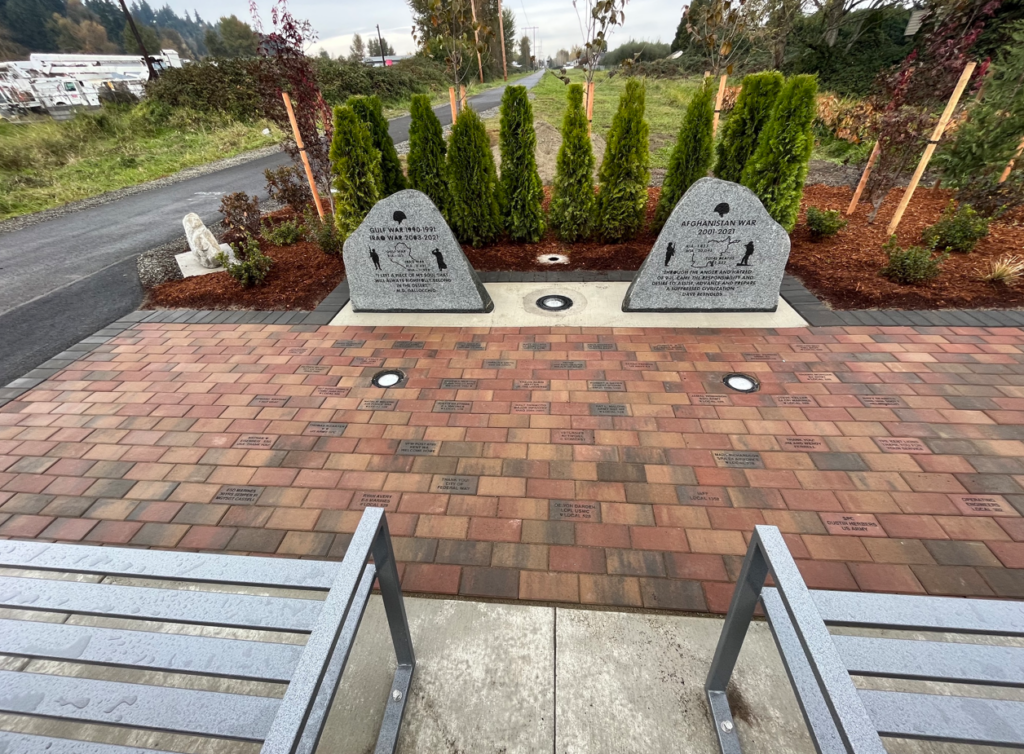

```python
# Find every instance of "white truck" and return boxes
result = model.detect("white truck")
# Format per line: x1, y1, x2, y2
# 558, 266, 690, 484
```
0, 50, 183, 118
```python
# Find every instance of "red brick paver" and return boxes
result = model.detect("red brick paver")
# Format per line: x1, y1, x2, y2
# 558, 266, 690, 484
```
2, 322, 1023, 608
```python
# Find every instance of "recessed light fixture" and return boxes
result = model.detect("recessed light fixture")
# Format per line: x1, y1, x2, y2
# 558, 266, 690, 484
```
723, 373, 760, 393
537, 253, 569, 265
536, 294, 573, 311
372, 370, 406, 388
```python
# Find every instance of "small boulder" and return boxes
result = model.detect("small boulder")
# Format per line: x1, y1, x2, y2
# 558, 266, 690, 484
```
183, 213, 223, 269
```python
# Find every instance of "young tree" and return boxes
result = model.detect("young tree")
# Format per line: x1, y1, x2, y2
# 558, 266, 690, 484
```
330, 104, 383, 239
407, 93, 450, 215
349, 32, 365, 61
350, 94, 407, 196
499, 85, 545, 241
596, 79, 650, 242
447, 107, 502, 246
655, 79, 714, 229
741, 74, 819, 231
685, 0, 763, 74
550, 83, 596, 242
714, 70, 784, 182
411, 0, 490, 92
572, 0, 627, 96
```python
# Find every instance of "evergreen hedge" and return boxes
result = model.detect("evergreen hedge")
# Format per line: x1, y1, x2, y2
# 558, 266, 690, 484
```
406, 94, 450, 216
596, 79, 650, 243
330, 104, 383, 240
741, 74, 818, 232
654, 79, 715, 230
350, 95, 406, 196
550, 83, 596, 242
447, 108, 503, 246
714, 71, 784, 183
499, 86, 545, 242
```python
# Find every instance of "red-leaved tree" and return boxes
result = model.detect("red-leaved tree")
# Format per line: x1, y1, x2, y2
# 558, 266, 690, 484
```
250, 0, 334, 214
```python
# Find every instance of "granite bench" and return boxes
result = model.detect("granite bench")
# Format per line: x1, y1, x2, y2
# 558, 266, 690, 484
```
0, 507, 413, 754
706, 524, 1024, 754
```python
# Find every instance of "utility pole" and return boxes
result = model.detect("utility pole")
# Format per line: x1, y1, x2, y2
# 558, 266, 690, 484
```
376, 24, 387, 67
523, 26, 538, 70
116, 0, 158, 80
496, 0, 507, 80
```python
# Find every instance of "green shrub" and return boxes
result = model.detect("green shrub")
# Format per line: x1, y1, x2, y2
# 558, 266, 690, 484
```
407, 93, 450, 215
447, 107, 502, 246
262, 218, 303, 246
921, 202, 990, 253
654, 79, 714, 230
145, 58, 265, 121
741, 74, 818, 232
714, 71, 784, 183
264, 165, 312, 213
219, 235, 273, 287
499, 86, 545, 243
304, 208, 344, 255
596, 79, 650, 243
550, 84, 596, 242
330, 104, 383, 240
806, 207, 848, 240
880, 236, 948, 284
349, 95, 406, 196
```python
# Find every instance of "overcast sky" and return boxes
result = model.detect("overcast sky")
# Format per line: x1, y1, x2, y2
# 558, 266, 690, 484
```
196, 0, 679, 60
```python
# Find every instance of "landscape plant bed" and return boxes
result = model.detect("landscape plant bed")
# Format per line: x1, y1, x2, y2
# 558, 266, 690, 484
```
144, 239, 344, 311
788, 185, 1024, 310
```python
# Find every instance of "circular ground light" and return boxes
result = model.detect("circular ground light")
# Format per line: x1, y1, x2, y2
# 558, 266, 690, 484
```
537, 253, 569, 265
536, 294, 574, 312
372, 369, 406, 388
723, 373, 760, 393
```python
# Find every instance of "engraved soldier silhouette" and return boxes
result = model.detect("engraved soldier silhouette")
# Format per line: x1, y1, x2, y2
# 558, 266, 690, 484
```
369, 249, 381, 270
431, 248, 447, 270
664, 242, 675, 266
737, 241, 754, 267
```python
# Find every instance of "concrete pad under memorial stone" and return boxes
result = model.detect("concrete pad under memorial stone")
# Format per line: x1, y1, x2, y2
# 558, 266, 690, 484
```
342, 189, 493, 313
623, 177, 790, 312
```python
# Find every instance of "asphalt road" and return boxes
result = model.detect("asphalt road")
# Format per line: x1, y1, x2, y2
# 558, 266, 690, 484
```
0, 70, 545, 387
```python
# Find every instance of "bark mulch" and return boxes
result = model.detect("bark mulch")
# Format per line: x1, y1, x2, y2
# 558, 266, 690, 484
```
144, 240, 344, 311
788, 184, 1024, 310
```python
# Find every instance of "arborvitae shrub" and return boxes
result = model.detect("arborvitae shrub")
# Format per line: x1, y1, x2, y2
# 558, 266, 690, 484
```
654, 79, 714, 230
714, 71, 784, 183
741, 74, 818, 232
447, 107, 502, 246
349, 94, 406, 196
550, 83, 595, 242
330, 104, 383, 240
407, 93, 449, 216
596, 79, 650, 243
499, 85, 545, 242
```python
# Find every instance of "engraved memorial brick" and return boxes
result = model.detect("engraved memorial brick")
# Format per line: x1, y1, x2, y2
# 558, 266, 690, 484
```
713, 451, 764, 468
441, 379, 479, 389
820, 513, 885, 537
549, 500, 600, 521
233, 434, 276, 449
512, 402, 550, 414
397, 440, 440, 456
949, 494, 1017, 516
455, 341, 485, 350
212, 486, 263, 504
551, 429, 595, 445
588, 381, 626, 391
352, 491, 399, 510
249, 395, 289, 407
484, 359, 516, 368
585, 342, 616, 351
314, 387, 350, 397
304, 422, 348, 437
513, 380, 550, 390
359, 399, 399, 411
521, 342, 551, 351
552, 360, 586, 370
332, 339, 365, 348
875, 437, 931, 454
590, 403, 629, 416
430, 475, 479, 495
434, 401, 473, 413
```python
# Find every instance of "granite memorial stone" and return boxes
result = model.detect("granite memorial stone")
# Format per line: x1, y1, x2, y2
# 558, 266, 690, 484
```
343, 190, 493, 312
622, 178, 790, 312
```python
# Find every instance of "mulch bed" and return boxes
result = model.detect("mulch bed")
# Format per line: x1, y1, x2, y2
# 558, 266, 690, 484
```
145, 184, 1024, 312
788, 185, 1024, 310
144, 239, 344, 311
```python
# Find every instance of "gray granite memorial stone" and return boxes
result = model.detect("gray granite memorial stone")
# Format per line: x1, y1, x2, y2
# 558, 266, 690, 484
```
622, 178, 790, 312
343, 189, 493, 312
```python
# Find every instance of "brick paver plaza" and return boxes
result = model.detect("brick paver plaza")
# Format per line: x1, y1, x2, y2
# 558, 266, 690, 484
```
2, 321, 1022, 611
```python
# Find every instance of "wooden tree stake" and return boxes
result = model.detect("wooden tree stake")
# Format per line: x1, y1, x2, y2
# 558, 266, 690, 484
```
470, 0, 485, 84
847, 141, 881, 215
449, 87, 458, 122
281, 92, 325, 221
460, 85, 468, 114
712, 74, 728, 137
885, 62, 976, 236
999, 134, 1024, 183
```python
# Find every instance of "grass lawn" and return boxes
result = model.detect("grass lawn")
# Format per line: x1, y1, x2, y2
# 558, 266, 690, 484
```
530, 69, 704, 170
0, 108, 280, 221
381, 69, 535, 120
